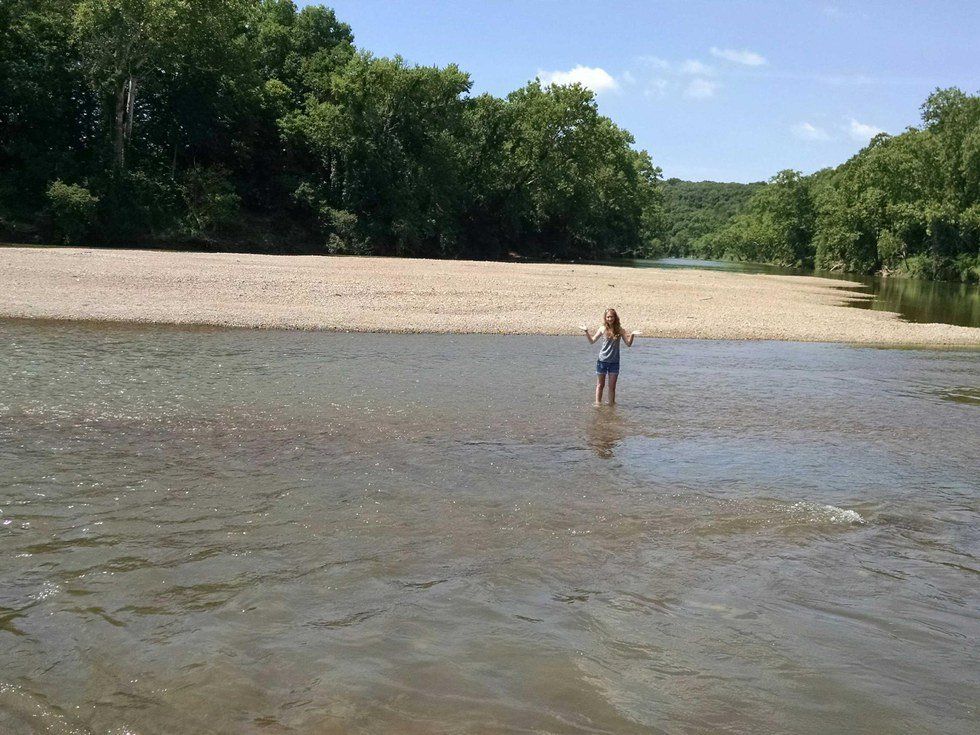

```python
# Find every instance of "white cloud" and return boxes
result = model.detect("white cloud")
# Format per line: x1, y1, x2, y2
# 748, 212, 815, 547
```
630, 54, 723, 100
684, 78, 717, 99
680, 59, 714, 75
637, 56, 671, 70
792, 122, 830, 141
847, 118, 885, 141
537, 65, 619, 93
637, 56, 712, 75
710, 47, 767, 66
644, 78, 671, 98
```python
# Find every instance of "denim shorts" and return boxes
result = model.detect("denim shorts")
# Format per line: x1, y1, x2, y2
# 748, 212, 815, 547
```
596, 360, 620, 375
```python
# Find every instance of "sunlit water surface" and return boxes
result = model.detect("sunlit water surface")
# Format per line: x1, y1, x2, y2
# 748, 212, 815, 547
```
1, 320, 978, 734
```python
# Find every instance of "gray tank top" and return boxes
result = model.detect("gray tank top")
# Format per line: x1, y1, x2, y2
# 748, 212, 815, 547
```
597, 331, 621, 362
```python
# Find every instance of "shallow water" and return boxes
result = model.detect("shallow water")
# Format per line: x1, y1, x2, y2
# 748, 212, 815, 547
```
1, 320, 978, 734
635, 258, 980, 328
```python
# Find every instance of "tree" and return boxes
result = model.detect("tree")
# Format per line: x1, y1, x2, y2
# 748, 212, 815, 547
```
282, 52, 471, 255
0, 0, 94, 214
71, 0, 252, 171
476, 81, 664, 260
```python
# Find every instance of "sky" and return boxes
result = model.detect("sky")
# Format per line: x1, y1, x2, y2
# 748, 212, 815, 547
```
300, 0, 979, 183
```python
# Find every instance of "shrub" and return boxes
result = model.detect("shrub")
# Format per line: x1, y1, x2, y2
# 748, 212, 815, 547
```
96, 169, 183, 242
323, 208, 371, 254
952, 252, 980, 283
46, 180, 99, 244
876, 229, 905, 268
895, 253, 934, 279
814, 227, 876, 273
181, 166, 242, 238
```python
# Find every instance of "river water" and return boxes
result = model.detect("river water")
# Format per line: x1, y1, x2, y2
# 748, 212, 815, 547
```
1, 320, 978, 734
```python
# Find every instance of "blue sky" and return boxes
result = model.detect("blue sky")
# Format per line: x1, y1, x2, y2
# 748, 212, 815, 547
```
301, 1, 979, 183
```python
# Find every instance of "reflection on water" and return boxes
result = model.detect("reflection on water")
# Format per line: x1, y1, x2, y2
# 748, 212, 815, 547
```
586, 406, 629, 458
634, 258, 980, 328
844, 275, 980, 327
1, 320, 978, 734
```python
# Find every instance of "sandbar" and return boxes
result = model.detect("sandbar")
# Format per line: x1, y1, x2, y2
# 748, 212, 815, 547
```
1, 246, 978, 346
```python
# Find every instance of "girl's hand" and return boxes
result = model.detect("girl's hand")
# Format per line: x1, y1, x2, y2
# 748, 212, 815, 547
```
632, 330, 643, 336
579, 325, 589, 332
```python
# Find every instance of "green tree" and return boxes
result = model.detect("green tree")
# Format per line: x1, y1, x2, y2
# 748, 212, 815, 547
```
282, 52, 471, 255
698, 170, 814, 267
0, 0, 94, 215
46, 180, 99, 244
71, 0, 252, 171
660, 179, 762, 258
470, 81, 664, 260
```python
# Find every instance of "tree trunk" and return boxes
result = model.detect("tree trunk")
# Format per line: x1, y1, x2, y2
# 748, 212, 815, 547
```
113, 76, 138, 172
124, 76, 138, 143
113, 79, 127, 170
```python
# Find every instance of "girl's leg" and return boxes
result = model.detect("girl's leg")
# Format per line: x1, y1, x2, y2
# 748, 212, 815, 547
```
608, 373, 618, 404
595, 374, 606, 404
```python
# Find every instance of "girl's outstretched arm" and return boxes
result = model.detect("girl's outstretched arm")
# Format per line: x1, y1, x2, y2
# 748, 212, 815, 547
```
624, 331, 637, 347
582, 326, 601, 344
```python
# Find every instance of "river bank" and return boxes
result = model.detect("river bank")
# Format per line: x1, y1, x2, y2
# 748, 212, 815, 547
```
1, 246, 979, 346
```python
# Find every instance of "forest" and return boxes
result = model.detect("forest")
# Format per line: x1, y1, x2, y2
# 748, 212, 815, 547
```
688, 89, 980, 283
654, 179, 763, 258
1, 1, 977, 281
0, 0, 666, 261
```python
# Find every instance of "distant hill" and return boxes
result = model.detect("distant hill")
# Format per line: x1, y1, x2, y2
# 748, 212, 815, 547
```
657, 178, 763, 256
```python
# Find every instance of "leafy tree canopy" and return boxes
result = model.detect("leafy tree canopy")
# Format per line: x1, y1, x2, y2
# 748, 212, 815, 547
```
1, 0, 664, 262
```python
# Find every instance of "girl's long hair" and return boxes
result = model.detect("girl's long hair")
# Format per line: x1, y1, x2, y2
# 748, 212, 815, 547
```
604, 308, 622, 338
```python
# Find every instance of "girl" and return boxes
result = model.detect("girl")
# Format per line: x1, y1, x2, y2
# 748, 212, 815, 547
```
582, 308, 638, 405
